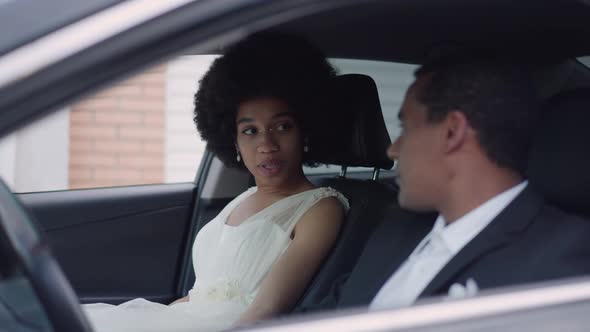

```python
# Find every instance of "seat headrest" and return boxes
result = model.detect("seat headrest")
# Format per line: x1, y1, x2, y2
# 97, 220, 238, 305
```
527, 88, 590, 216
314, 74, 394, 169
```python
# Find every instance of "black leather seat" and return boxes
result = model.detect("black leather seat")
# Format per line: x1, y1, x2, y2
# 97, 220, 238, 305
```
528, 88, 590, 217
295, 74, 397, 309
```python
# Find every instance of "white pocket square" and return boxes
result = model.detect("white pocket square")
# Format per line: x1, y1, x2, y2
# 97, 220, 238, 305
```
445, 278, 479, 300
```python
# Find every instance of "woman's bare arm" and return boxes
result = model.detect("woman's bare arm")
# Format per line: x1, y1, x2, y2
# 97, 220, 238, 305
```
170, 295, 189, 305
234, 197, 345, 326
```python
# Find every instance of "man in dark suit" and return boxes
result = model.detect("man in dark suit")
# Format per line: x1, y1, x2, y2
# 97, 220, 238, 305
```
299, 58, 590, 312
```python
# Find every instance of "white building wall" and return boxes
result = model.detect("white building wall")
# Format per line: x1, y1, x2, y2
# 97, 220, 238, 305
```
165, 55, 217, 183
0, 109, 70, 192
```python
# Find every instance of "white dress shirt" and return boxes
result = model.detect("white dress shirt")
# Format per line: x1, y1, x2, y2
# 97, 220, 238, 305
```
369, 181, 528, 310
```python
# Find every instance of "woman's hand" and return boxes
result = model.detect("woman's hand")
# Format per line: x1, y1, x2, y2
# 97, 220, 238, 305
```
170, 295, 189, 305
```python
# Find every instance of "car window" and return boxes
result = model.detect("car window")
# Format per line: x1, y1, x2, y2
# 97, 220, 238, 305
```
0, 56, 415, 192
0, 55, 216, 193
303, 58, 417, 175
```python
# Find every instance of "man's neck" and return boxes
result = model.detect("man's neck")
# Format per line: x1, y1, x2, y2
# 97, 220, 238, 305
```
438, 171, 523, 224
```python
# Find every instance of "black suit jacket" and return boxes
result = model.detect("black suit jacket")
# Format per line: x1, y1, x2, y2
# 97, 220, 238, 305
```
303, 186, 590, 311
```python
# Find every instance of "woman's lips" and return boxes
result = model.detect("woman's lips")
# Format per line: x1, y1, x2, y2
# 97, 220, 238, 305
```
258, 159, 284, 176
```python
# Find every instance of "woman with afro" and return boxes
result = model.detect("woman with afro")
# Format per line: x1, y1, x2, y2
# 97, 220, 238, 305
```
84, 32, 349, 332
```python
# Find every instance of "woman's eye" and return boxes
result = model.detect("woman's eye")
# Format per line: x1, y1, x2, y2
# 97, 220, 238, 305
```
242, 127, 257, 135
276, 122, 293, 131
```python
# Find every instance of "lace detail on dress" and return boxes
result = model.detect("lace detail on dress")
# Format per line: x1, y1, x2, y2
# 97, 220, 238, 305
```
190, 279, 253, 305
313, 187, 350, 212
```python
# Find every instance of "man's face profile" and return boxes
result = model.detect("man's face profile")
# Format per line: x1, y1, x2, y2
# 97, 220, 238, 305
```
388, 74, 446, 211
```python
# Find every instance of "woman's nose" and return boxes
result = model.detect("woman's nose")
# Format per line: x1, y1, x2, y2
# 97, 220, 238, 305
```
257, 131, 279, 153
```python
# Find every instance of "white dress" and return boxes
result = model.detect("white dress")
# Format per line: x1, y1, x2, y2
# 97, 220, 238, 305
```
84, 186, 349, 332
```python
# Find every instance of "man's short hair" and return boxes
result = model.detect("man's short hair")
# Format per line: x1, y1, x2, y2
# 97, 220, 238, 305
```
415, 57, 538, 175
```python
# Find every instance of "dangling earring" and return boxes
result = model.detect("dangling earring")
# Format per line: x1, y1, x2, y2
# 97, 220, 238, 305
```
303, 137, 310, 153
236, 152, 241, 162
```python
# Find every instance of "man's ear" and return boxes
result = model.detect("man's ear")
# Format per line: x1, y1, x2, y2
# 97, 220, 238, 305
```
444, 111, 469, 154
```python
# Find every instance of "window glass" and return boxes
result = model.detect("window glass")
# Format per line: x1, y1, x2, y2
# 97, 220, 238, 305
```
0, 56, 416, 191
304, 59, 417, 175
0, 55, 217, 193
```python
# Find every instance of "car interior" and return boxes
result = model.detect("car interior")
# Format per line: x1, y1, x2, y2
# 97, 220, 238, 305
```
2, 0, 590, 331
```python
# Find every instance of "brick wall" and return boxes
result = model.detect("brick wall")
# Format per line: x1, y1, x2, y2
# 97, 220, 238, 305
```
69, 65, 166, 189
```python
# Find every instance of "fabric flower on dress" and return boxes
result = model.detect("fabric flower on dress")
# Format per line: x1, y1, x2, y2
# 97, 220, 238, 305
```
197, 279, 250, 305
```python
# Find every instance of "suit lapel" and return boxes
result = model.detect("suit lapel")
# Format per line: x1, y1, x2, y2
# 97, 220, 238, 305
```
419, 187, 544, 297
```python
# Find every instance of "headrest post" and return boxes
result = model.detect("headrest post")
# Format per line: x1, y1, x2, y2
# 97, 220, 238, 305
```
372, 168, 380, 181
339, 166, 348, 178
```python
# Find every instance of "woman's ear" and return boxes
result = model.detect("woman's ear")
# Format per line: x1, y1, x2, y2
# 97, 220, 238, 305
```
444, 110, 469, 154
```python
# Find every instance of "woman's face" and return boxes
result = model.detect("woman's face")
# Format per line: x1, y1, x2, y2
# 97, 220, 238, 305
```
235, 97, 305, 188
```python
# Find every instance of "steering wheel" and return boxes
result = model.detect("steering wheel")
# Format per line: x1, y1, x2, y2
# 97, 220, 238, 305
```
0, 179, 93, 332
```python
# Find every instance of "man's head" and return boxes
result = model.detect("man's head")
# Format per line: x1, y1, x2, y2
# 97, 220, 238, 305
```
388, 58, 537, 211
